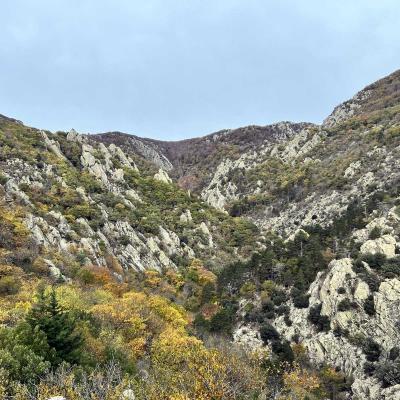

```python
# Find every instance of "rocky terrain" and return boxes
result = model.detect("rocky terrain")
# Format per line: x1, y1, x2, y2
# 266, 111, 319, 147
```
1, 69, 400, 399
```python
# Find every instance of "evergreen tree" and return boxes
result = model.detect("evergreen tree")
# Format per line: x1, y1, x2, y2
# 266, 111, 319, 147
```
27, 287, 83, 366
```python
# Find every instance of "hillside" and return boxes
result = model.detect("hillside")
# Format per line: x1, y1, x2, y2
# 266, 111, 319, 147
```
0, 69, 399, 399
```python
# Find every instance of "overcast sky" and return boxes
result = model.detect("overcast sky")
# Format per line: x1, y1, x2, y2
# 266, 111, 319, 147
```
1, 1, 399, 140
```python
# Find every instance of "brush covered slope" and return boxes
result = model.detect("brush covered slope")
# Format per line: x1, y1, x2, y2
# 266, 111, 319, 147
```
0, 69, 399, 399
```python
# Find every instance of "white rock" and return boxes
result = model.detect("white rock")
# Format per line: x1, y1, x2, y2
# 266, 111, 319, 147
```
360, 235, 397, 258
41, 131, 66, 160
179, 209, 192, 223
121, 389, 136, 400
154, 168, 172, 184
233, 325, 263, 349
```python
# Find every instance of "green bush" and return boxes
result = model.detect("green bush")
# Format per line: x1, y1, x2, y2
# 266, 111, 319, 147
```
362, 338, 381, 362
308, 304, 330, 332
363, 295, 375, 316
369, 226, 382, 240
337, 298, 355, 312
0, 322, 51, 382
0, 174, 8, 185
260, 322, 280, 344
0, 276, 20, 295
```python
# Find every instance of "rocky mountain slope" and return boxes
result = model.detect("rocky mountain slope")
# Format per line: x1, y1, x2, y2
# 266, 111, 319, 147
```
94, 69, 400, 399
0, 115, 260, 281
1, 69, 400, 399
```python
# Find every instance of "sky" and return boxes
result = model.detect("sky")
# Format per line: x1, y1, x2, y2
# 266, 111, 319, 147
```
1, 1, 400, 140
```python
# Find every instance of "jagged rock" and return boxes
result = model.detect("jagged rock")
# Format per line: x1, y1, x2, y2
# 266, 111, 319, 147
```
125, 189, 141, 202
381, 385, 400, 400
353, 217, 394, 243
44, 259, 63, 280
66, 128, 84, 142
42, 131, 66, 160
108, 143, 133, 168
273, 257, 400, 400
159, 226, 180, 254
154, 168, 172, 184
112, 168, 125, 182
121, 389, 136, 400
323, 88, 372, 127
360, 234, 397, 258
81, 144, 109, 185
198, 222, 213, 247
179, 209, 192, 223
344, 160, 361, 178
233, 325, 263, 349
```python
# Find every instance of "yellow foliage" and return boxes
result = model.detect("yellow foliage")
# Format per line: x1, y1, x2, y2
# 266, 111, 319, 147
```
282, 364, 321, 399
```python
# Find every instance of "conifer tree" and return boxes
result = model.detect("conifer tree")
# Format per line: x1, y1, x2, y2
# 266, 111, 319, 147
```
27, 287, 83, 366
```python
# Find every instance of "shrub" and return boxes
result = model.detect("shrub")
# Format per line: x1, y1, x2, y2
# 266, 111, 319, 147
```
209, 306, 236, 335
375, 359, 400, 387
337, 298, 355, 312
337, 287, 346, 294
364, 361, 376, 376
0, 174, 8, 185
260, 322, 280, 344
363, 295, 375, 316
271, 340, 294, 363
0, 275, 20, 295
27, 288, 84, 366
363, 273, 381, 292
308, 304, 330, 332
0, 323, 51, 382
381, 257, 400, 278
362, 338, 381, 362
361, 253, 387, 269
369, 226, 382, 240
270, 290, 286, 306
291, 287, 310, 308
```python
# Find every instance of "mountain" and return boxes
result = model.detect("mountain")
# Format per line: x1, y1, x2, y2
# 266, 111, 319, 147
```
0, 69, 400, 399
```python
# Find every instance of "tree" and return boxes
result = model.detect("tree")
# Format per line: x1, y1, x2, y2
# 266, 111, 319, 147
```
0, 322, 51, 382
27, 287, 83, 366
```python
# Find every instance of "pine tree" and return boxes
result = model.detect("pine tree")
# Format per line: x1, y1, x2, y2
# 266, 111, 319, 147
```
27, 287, 83, 366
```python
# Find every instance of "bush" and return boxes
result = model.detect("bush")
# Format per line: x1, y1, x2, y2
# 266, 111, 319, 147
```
271, 340, 294, 363
337, 298, 355, 312
308, 304, 330, 332
369, 226, 382, 240
0, 322, 51, 382
363, 273, 381, 292
0, 174, 8, 185
292, 287, 310, 308
27, 288, 84, 366
0, 276, 20, 295
260, 322, 280, 344
375, 359, 400, 387
209, 306, 236, 335
363, 295, 375, 316
361, 253, 387, 269
362, 338, 381, 362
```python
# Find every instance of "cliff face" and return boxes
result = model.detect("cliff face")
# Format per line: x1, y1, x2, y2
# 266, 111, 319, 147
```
1, 69, 400, 398
0, 120, 260, 282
